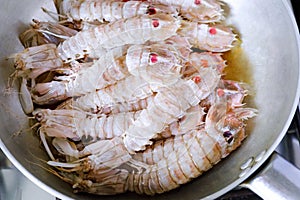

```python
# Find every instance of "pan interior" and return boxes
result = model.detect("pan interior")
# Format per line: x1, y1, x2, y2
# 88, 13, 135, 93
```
0, 0, 299, 199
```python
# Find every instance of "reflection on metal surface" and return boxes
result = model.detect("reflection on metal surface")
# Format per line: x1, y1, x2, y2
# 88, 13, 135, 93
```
238, 167, 251, 178
254, 150, 266, 163
240, 157, 254, 170
238, 150, 267, 178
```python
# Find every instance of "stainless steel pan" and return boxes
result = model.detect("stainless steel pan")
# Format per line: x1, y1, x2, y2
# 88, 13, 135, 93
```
1, 0, 300, 199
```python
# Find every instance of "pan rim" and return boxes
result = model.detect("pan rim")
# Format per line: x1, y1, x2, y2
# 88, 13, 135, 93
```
0, 0, 300, 199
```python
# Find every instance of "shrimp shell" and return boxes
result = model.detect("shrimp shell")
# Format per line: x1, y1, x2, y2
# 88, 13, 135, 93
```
205, 99, 258, 156
69, 126, 249, 195
13, 44, 63, 80
34, 103, 204, 144
34, 38, 189, 105
58, 94, 155, 115
178, 21, 236, 52
133, 102, 257, 165
125, 35, 192, 85
181, 51, 227, 78
123, 68, 220, 153
19, 20, 78, 48
148, 0, 223, 22
55, 74, 156, 111
53, 168, 129, 195
33, 109, 141, 141
125, 130, 219, 194
19, 78, 34, 114
59, 0, 177, 23
189, 52, 226, 73
200, 79, 249, 112
48, 103, 256, 195
31, 47, 129, 105
58, 43, 215, 114
48, 137, 131, 174
153, 105, 205, 139
125, 43, 185, 86
158, 35, 192, 59
125, 105, 257, 195
57, 13, 180, 62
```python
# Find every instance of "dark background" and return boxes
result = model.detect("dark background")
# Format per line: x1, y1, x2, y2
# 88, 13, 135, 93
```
291, 0, 300, 28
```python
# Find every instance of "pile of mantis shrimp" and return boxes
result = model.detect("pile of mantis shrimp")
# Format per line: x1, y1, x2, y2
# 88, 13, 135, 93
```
11, 0, 258, 196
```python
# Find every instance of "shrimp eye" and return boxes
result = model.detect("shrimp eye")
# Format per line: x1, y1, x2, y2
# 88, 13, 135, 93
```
147, 6, 156, 15
223, 131, 232, 138
152, 19, 159, 28
192, 76, 201, 84
223, 131, 234, 144
227, 137, 234, 145
35, 112, 44, 121
149, 53, 158, 63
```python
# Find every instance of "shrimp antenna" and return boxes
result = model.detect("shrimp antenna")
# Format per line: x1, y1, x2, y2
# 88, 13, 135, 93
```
41, 7, 67, 20
31, 19, 71, 40
39, 130, 56, 161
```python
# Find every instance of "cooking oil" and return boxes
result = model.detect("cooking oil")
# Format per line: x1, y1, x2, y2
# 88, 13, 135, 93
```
223, 40, 253, 86
223, 40, 257, 134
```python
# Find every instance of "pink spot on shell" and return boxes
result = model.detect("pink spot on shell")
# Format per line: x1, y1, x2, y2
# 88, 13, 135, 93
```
194, 0, 201, 5
152, 19, 159, 28
209, 27, 217, 35
192, 76, 201, 84
150, 53, 158, 63
217, 88, 225, 97
200, 59, 209, 67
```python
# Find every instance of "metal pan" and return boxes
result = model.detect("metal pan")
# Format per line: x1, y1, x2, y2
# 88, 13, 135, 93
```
0, 0, 300, 199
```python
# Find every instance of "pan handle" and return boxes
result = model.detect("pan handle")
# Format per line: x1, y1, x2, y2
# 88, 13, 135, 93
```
240, 152, 300, 200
